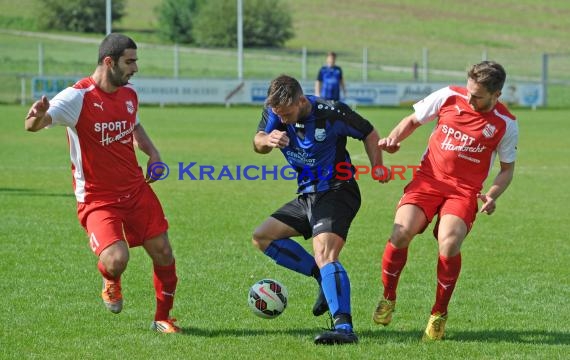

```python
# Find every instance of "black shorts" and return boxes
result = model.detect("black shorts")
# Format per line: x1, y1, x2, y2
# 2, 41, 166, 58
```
271, 180, 361, 241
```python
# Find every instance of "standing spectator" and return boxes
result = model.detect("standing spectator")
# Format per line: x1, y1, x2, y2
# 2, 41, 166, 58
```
315, 51, 346, 101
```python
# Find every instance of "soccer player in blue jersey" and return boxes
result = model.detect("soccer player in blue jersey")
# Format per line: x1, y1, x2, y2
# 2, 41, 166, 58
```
315, 51, 346, 101
252, 75, 389, 345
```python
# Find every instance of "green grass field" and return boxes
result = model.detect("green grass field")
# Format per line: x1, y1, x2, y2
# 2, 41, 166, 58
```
1, 105, 569, 359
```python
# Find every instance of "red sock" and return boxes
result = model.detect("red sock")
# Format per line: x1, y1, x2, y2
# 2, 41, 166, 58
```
432, 253, 462, 315
97, 260, 119, 281
153, 260, 178, 321
381, 240, 408, 301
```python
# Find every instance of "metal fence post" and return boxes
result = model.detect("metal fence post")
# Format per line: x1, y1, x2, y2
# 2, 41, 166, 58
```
422, 47, 428, 83
362, 47, 368, 82
542, 53, 548, 107
302, 47, 307, 80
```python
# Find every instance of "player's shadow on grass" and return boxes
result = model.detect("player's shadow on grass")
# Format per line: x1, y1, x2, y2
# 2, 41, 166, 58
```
181, 327, 333, 338
445, 329, 570, 345
0, 187, 72, 198
362, 329, 570, 345
182, 327, 570, 345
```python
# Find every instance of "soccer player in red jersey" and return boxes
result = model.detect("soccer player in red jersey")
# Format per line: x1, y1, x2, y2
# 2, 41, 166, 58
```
372, 61, 518, 340
24, 33, 180, 333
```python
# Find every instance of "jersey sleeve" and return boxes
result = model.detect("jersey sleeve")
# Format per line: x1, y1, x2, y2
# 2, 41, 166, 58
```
257, 107, 281, 133
412, 86, 452, 124
333, 102, 373, 140
46, 87, 83, 128
497, 118, 518, 163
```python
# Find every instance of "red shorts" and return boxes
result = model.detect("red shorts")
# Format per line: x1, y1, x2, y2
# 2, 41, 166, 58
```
398, 174, 478, 238
77, 183, 169, 256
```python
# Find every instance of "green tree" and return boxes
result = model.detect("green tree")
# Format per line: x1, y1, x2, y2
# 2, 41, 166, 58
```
194, 0, 293, 47
39, 0, 126, 33
156, 0, 201, 44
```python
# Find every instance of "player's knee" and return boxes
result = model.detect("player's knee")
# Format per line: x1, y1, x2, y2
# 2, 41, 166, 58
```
437, 237, 462, 257
251, 229, 271, 252
313, 246, 339, 268
154, 244, 174, 265
391, 227, 416, 247
104, 253, 129, 276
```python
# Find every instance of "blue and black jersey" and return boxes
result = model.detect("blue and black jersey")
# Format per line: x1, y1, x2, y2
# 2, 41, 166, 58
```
257, 95, 373, 194
317, 65, 343, 101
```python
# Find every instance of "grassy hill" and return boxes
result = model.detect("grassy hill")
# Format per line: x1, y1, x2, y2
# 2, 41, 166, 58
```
0, 0, 569, 105
4, 0, 568, 55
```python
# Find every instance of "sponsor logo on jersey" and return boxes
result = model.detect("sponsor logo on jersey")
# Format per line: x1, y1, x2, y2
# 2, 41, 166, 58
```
94, 121, 135, 146
440, 124, 486, 153
315, 128, 326, 142
455, 104, 462, 115
482, 123, 496, 138
285, 148, 316, 166
93, 101, 104, 111
458, 153, 481, 163
125, 100, 135, 114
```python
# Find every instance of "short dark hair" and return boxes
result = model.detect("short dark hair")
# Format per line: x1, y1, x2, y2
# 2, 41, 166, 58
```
98, 33, 137, 64
467, 61, 506, 93
265, 75, 304, 108
327, 51, 337, 58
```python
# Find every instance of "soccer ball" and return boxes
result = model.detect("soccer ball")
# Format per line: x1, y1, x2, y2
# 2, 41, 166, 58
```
248, 279, 288, 319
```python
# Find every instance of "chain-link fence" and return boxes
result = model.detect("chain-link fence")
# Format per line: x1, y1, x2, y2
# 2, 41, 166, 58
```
1, 32, 568, 107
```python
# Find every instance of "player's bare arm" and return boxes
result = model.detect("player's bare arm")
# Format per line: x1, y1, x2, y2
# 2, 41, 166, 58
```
378, 113, 422, 153
478, 161, 515, 215
253, 130, 290, 154
25, 95, 53, 132
364, 129, 390, 183
133, 124, 162, 183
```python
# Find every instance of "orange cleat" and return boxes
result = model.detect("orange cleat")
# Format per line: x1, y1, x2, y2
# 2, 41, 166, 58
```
101, 278, 123, 314
151, 318, 182, 333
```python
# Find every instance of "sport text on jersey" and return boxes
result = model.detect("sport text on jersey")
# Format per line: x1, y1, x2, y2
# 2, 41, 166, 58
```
94, 121, 135, 146
440, 125, 486, 154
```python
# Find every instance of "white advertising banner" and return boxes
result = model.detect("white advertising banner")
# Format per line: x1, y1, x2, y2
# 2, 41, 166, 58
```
31, 77, 545, 107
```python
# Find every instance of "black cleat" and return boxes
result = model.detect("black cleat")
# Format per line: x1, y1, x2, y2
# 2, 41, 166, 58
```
312, 287, 329, 316
314, 329, 359, 345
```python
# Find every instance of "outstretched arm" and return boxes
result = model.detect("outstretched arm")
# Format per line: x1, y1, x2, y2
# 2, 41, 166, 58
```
133, 124, 162, 183
478, 161, 515, 215
25, 95, 53, 132
253, 130, 290, 154
377, 113, 422, 153
363, 129, 389, 183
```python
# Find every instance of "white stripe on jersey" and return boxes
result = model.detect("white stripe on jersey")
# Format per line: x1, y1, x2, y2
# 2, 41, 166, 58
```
47, 85, 96, 202
413, 87, 463, 124
47, 85, 96, 128
66, 127, 86, 202
493, 108, 518, 163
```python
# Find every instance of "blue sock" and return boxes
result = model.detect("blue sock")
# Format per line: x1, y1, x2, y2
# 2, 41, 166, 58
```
264, 239, 320, 280
320, 261, 352, 331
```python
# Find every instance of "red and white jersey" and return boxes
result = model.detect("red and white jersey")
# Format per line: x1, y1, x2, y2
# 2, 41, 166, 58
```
47, 77, 144, 203
413, 86, 518, 193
